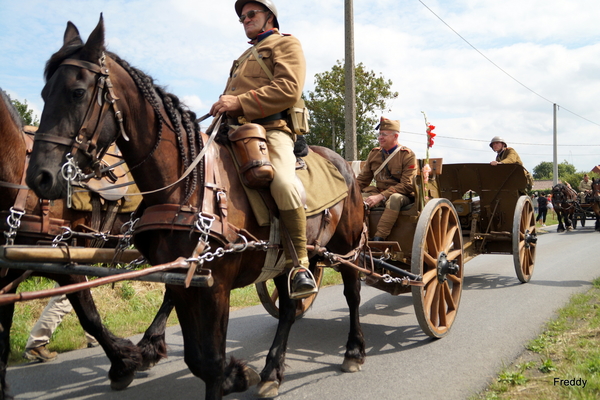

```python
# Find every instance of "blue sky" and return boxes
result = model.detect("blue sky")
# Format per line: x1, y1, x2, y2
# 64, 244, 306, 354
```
1, 0, 600, 172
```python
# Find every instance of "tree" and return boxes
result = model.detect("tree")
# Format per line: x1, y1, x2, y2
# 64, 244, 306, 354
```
10, 97, 39, 126
304, 61, 398, 160
532, 160, 577, 180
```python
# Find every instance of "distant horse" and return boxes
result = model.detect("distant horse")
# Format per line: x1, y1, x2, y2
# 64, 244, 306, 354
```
25, 17, 366, 400
0, 88, 173, 397
590, 178, 600, 231
551, 183, 578, 232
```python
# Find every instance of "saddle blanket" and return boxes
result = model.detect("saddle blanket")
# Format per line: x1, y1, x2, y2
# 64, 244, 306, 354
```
244, 150, 349, 226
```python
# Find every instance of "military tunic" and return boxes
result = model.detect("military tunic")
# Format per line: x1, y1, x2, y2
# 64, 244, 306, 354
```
223, 29, 306, 211
356, 146, 417, 200
224, 28, 305, 134
495, 147, 523, 165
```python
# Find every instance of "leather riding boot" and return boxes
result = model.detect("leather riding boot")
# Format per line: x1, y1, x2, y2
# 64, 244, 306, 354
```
279, 207, 317, 299
374, 208, 400, 240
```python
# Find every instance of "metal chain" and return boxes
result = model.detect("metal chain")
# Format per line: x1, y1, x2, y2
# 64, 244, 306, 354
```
382, 274, 410, 286
52, 227, 73, 247
4, 207, 25, 245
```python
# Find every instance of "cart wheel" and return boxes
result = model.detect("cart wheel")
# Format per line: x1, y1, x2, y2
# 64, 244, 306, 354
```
512, 196, 537, 283
255, 263, 324, 320
580, 213, 586, 227
411, 198, 464, 338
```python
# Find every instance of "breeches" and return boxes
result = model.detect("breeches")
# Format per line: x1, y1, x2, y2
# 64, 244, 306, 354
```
362, 192, 412, 211
266, 129, 302, 211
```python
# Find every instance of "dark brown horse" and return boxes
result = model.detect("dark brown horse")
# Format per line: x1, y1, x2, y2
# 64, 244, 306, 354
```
25, 17, 366, 400
0, 88, 174, 399
551, 183, 578, 232
591, 178, 600, 231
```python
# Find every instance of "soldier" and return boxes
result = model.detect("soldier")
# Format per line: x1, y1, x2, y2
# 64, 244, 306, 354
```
489, 136, 533, 192
357, 117, 417, 241
209, 0, 316, 299
578, 174, 592, 203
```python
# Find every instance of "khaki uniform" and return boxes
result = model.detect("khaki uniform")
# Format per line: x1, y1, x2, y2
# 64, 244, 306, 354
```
357, 146, 417, 209
495, 147, 523, 165
496, 147, 533, 192
578, 179, 592, 203
224, 29, 306, 210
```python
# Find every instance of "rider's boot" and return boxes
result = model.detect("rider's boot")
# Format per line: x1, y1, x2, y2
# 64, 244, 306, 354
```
280, 207, 317, 299
373, 208, 400, 241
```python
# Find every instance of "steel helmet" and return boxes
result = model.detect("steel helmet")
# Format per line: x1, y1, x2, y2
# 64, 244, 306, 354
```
489, 136, 507, 148
235, 0, 279, 29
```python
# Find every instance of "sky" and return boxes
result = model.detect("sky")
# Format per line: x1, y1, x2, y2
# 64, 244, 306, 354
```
1, 0, 600, 173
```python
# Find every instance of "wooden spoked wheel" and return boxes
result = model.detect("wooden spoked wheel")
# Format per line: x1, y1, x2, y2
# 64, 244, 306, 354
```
411, 198, 464, 338
255, 263, 324, 320
512, 196, 537, 283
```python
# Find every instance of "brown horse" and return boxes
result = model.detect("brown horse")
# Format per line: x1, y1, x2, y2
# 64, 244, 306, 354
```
551, 183, 578, 232
591, 178, 600, 231
25, 17, 366, 400
0, 88, 174, 398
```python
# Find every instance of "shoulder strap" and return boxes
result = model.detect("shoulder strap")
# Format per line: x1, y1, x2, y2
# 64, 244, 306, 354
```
250, 46, 274, 81
373, 146, 403, 177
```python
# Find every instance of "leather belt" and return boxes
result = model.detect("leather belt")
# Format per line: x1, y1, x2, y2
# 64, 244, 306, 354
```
252, 111, 286, 125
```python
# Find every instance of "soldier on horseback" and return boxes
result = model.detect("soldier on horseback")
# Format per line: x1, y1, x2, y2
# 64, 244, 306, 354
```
209, 0, 316, 298
356, 117, 417, 241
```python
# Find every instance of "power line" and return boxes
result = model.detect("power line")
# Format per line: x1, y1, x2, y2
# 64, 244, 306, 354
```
401, 130, 600, 147
418, 0, 600, 128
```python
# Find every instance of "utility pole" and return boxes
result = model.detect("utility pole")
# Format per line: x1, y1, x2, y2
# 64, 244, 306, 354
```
553, 104, 558, 186
344, 0, 357, 161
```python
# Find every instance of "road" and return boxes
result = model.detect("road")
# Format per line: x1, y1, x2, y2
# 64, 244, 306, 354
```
8, 224, 600, 400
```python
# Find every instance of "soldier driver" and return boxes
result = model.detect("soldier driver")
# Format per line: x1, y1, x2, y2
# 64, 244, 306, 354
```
209, 0, 316, 299
356, 117, 417, 241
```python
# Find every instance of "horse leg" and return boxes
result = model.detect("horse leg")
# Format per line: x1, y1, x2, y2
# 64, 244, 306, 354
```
557, 213, 565, 232
61, 275, 142, 391
339, 265, 366, 372
136, 289, 174, 371
256, 271, 299, 398
172, 285, 257, 400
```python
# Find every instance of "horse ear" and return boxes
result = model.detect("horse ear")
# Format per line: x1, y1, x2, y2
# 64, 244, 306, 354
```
63, 21, 83, 47
80, 14, 105, 63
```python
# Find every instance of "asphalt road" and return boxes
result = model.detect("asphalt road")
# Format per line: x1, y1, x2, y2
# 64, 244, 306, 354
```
8, 223, 600, 400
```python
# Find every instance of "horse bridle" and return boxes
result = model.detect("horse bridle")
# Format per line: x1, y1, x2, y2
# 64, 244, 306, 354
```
34, 52, 128, 178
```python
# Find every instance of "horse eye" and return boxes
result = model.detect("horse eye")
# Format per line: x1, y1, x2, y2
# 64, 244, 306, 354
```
72, 89, 86, 99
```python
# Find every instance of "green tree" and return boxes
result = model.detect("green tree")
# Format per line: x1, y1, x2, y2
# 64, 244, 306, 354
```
10, 97, 39, 126
532, 160, 577, 180
304, 61, 398, 160
533, 161, 552, 180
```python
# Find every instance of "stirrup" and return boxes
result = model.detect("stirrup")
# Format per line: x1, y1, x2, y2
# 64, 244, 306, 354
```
288, 266, 318, 300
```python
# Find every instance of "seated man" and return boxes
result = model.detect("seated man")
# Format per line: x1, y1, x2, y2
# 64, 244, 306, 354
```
356, 117, 417, 241
578, 174, 592, 203
489, 136, 533, 192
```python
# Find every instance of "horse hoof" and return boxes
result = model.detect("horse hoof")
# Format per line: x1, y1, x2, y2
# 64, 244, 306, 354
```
256, 381, 279, 398
246, 366, 261, 386
137, 360, 157, 372
341, 358, 362, 373
110, 374, 135, 391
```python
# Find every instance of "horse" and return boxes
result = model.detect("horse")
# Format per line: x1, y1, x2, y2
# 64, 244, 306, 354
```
590, 178, 600, 231
25, 17, 366, 400
551, 183, 578, 232
0, 88, 174, 398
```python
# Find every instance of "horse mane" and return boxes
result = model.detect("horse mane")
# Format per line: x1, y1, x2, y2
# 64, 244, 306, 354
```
45, 45, 203, 203
0, 88, 24, 131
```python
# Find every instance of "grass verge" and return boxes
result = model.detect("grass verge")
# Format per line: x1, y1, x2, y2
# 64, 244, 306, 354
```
474, 277, 600, 400
10, 267, 342, 365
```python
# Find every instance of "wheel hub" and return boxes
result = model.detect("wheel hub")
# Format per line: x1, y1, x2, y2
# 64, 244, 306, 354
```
524, 230, 537, 249
437, 252, 460, 283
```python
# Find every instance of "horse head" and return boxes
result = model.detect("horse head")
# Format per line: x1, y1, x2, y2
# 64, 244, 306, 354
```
26, 15, 158, 200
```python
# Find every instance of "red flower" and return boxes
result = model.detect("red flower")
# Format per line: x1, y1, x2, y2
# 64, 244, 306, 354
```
427, 124, 436, 148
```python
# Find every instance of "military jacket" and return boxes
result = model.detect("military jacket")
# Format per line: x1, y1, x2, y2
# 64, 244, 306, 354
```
578, 179, 592, 192
356, 146, 417, 199
224, 29, 306, 133
496, 147, 523, 165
